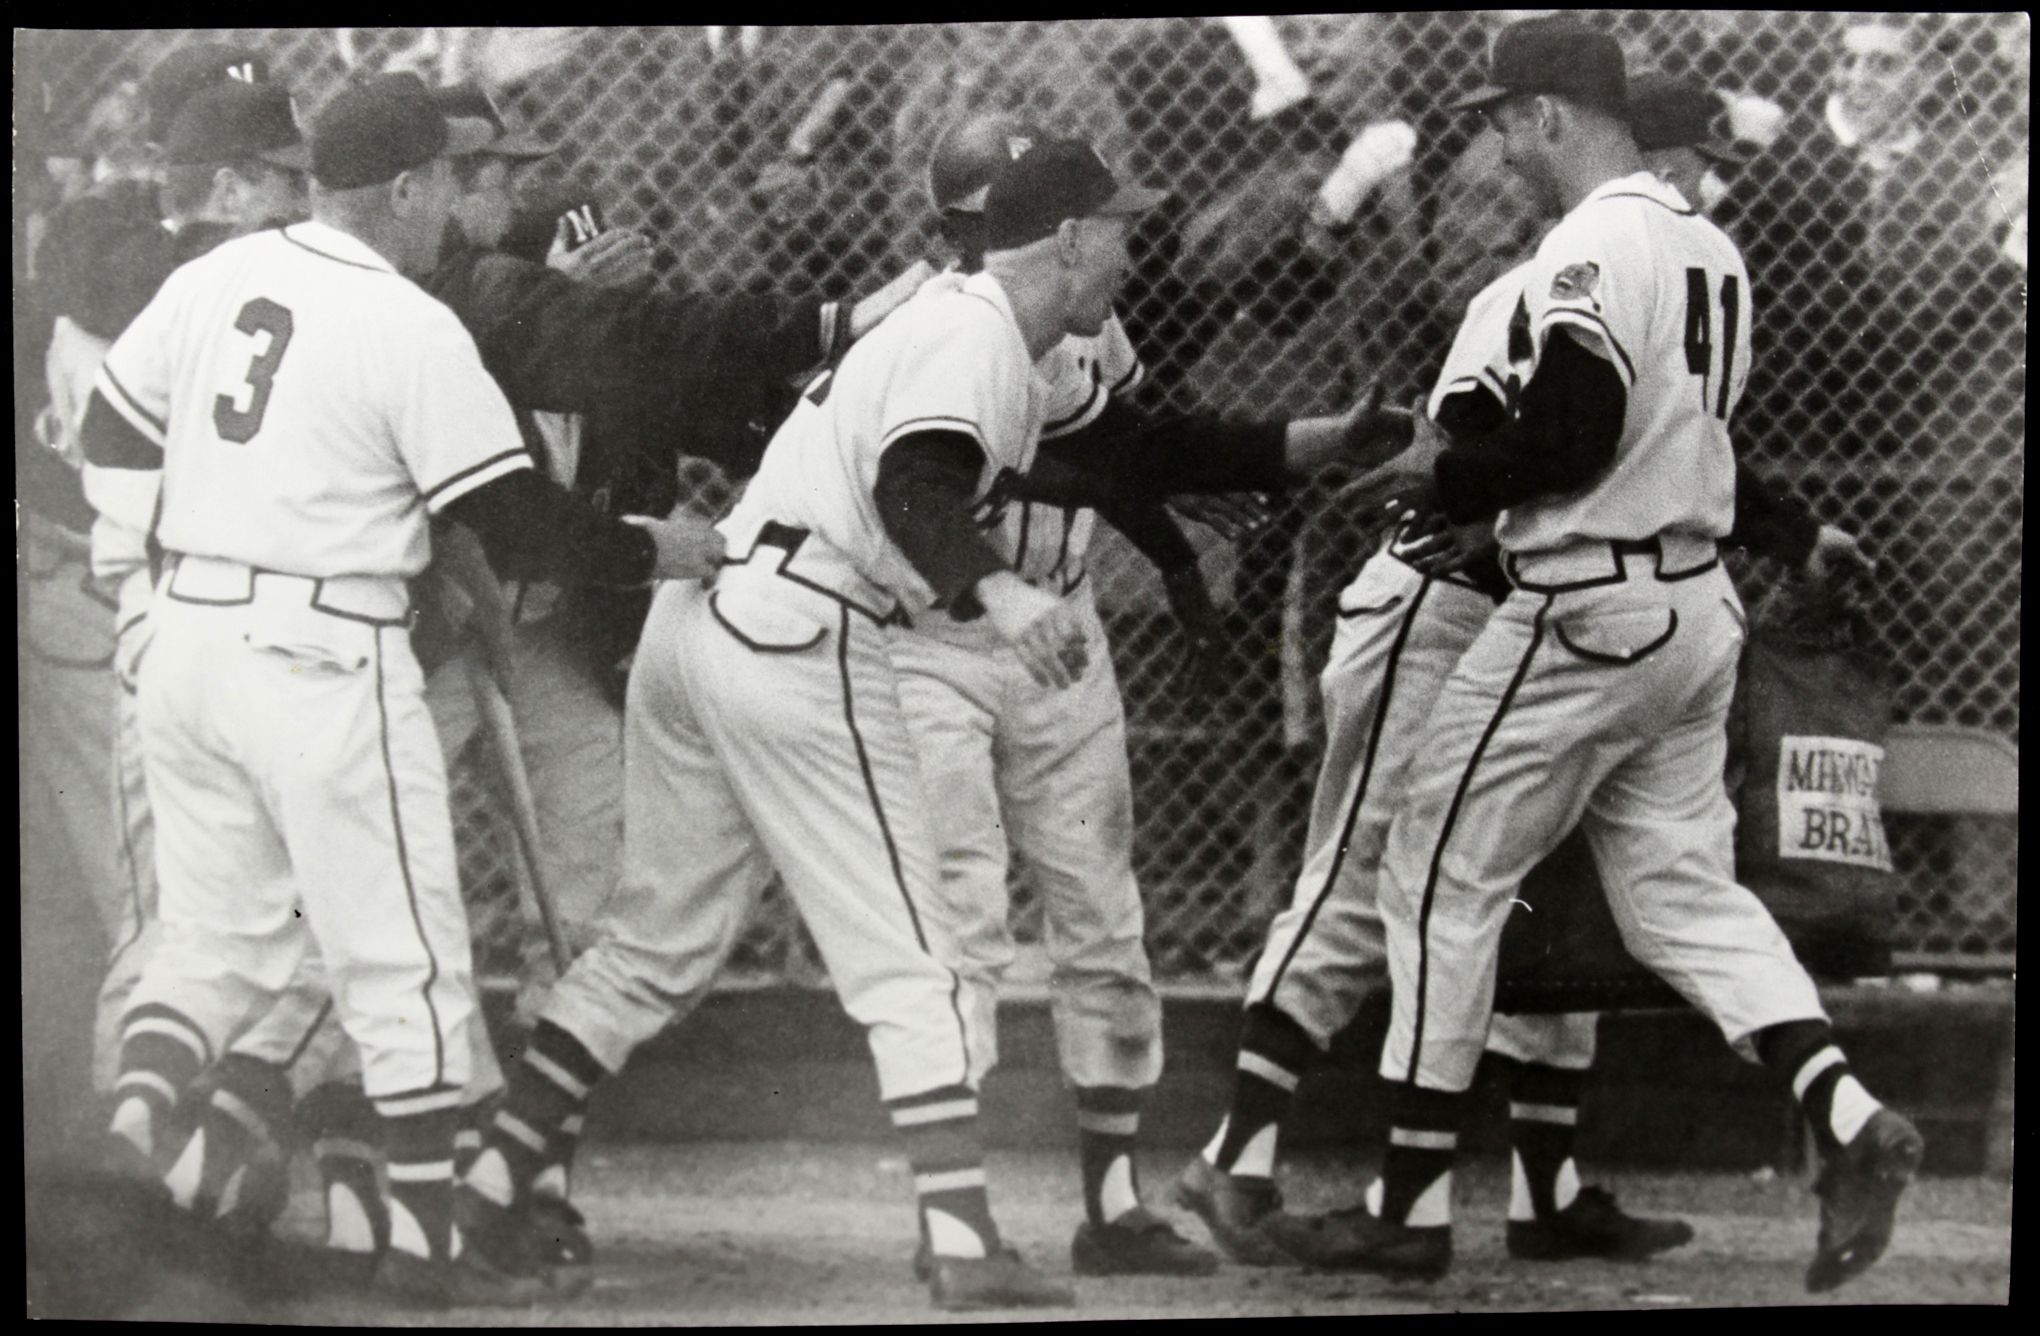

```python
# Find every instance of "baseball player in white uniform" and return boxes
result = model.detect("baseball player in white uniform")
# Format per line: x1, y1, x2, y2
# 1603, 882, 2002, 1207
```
1177, 257, 1689, 1275
1178, 71, 1876, 1274
461, 137, 1200, 1314
80, 74, 719, 1308
882, 112, 1221, 1280
1306, 18, 1922, 1292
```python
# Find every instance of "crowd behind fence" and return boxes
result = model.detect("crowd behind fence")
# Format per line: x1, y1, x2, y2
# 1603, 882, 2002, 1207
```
18, 17, 2023, 982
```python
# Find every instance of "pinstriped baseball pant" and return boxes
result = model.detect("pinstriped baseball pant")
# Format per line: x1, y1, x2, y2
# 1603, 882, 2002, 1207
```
542, 575, 978, 1099
1250, 549, 1598, 1070
1379, 563, 1826, 1093
889, 592, 1164, 1092
130, 589, 476, 1115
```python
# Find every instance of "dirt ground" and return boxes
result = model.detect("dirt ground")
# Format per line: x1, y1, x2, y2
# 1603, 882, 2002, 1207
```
239, 1141, 2012, 1323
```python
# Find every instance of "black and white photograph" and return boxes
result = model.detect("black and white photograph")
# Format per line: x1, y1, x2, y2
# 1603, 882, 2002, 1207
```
17, 14, 2018, 1320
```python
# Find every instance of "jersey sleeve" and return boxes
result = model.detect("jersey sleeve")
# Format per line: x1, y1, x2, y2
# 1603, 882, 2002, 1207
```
875, 300, 1027, 469
394, 300, 535, 515
1039, 314, 1146, 443
1522, 205, 1648, 390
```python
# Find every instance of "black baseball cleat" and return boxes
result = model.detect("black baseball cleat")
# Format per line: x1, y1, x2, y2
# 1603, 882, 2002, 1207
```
926, 1248, 1076, 1311
1262, 1203, 1453, 1280
529, 1192, 596, 1296
1805, 1107, 1924, 1293
454, 1183, 591, 1300
372, 1247, 553, 1308
1506, 1186, 1696, 1262
1171, 1155, 1293, 1266
1071, 1205, 1221, 1277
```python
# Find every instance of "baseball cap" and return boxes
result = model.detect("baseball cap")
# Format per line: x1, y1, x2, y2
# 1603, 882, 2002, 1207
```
165, 81, 311, 171
1627, 73, 1752, 167
928, 112, 1048, 213
1448, 15, 1627, 115
981, 139, 1167, 252
145, 42, 269, 144
310, 74, 496, 190
431, 83, 559, 160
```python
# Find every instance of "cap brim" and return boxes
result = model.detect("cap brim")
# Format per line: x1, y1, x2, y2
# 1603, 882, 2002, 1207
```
1695, 139, 1753, 168
1447, 83, 1513, 113
489, 131, 559, 160
1095, 181, 1169, 217
257, 141, 313, 172
443, 116, 502, 159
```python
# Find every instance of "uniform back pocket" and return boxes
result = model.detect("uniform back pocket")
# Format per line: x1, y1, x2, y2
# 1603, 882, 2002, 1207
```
242, 605, 373, 673
709, 589, 829, 654
1553, 607, 1679, 666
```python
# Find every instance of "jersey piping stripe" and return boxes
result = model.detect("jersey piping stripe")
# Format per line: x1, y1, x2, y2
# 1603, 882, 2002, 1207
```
835, 606, 973, 1088
282, 998, 337, 1070
1254, 576, 1432, 1006
280, 227, 398, 275
1110, 361, 1145, 396
1401, 597, 1551, 1086
372, 628, 447, 1091
880, 416, 987, 450
1593, 190, 1697, 217
1540, 309, 1637, 385
98, 368, 169, 441
420, 447, 532, 508
1043, 379, 1104, 438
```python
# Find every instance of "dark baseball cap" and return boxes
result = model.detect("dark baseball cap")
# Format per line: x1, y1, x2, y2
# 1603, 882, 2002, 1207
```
431, 83, 559, 160
310, 74, 496, 190
981, 138, 1167, 252
145, 42, 269, 145
1449, 16, 1628, 115
165, 81, 310, 171
1628, 73, 1752, 167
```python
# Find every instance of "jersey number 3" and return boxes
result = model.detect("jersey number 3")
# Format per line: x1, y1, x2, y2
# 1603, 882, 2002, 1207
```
1681, 268, 1740, 421
214, 297, 295, 444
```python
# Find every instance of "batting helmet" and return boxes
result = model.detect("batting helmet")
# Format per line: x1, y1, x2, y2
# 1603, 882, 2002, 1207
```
928, 110, 1049, 214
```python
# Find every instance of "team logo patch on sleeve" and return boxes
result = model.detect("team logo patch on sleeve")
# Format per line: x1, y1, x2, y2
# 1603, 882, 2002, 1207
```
1549, 262, 1601, 302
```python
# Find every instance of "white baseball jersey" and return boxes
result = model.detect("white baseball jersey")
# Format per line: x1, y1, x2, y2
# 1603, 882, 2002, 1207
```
1495, 172, 1748, 555
1001, 312, 1143, 585
723, 269, 1040, 617
92, 221, 531, 579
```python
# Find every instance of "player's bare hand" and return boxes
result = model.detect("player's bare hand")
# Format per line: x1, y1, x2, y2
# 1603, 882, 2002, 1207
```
624, 511, 727, 584
977, 572, 1090, 689
1804, 523, 1874, 587
1170, 492, 1275, 543
1395, 513, 1498, 577
549, 226, 654, 293
427, 521, 517, 691
1287, 381, 1414, 477
1339, 410, 1446, 519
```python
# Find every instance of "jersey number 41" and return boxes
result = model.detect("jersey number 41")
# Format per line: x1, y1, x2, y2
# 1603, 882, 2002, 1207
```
1681, 268, 1741, 422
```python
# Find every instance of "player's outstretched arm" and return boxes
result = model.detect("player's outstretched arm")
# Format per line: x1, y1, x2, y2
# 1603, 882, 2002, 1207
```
442, 468, 724, 588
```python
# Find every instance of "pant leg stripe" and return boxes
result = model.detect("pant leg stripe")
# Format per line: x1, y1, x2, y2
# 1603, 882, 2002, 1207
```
1403, 596, 1550, 1086
283, 999, 336, 1070
1257, 578, 1432, 1004
108, 713, 149, 968
373, 628, 446, 1090
836, 606, 972, 1087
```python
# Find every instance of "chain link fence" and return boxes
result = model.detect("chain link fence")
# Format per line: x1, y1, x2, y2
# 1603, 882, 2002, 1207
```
21, 17, 2022, 982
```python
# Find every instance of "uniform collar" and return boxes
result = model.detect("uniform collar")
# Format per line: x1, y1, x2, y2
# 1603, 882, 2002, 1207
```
1578, 170, 1697, 215
281, 220, 399, 275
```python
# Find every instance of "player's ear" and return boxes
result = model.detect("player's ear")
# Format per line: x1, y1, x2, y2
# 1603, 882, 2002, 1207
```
1054, 217, 1083, 266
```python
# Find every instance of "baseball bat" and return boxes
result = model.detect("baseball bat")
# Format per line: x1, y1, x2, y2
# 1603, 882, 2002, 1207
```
462, 655, 572, 975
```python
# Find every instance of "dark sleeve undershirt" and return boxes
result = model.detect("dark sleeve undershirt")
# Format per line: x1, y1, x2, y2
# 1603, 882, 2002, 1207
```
872, 429, 1009, 607
1023, 398, 1289, 508
1729, 459, 1820, 566
441, 468, 655, 587
1095, 493, 1201, 574
1434, 326, 1626, 525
